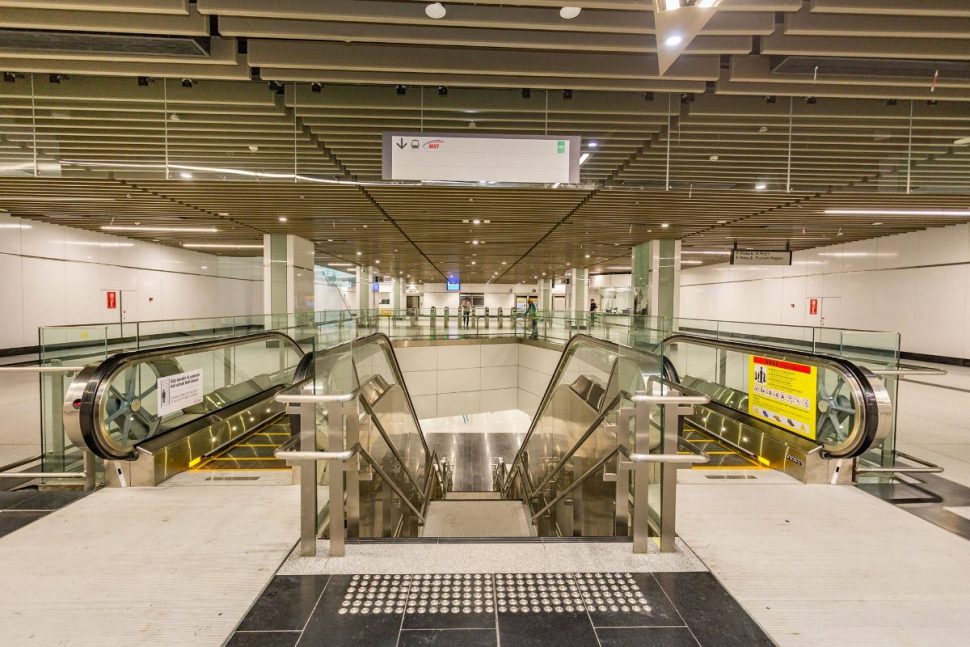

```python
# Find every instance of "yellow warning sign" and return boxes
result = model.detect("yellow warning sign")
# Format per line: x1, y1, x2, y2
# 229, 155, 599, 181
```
748, 355, 817, 440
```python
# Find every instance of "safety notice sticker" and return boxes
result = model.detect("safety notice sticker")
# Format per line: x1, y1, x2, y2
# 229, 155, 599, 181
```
748, 356, 817, 439
157, 369, 204, 417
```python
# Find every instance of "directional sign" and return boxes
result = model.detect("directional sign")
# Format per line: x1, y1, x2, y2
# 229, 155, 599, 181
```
382, 132, 581, 184
730, 250, 793, 266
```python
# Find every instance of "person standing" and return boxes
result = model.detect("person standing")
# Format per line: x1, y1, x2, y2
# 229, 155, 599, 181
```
589, 299, 598, 327
527, 296, 538, 339
461, 297, 472, 328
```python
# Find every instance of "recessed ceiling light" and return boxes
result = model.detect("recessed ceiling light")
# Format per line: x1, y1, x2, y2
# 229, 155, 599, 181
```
559, 6, 582, 20
758, 126, 768, 133
872, 222, 883, 226
501, 261, 507, 265
472, 219, 481, 224
664, 34, 683, 47
356, 251, 362, 256
588, 142, 598, 148
661, 223, 670, 228
248, 145, 259, 152
824, 209, 970, 216
217, 212, 229, 216
375, 260, 380, 264
755, 182, 767, 190
179, 171, 192, 180
471, 261, 476, 265
278, 216, 287, 222
585, 254, 590, 259
101, 226, 218, 233
425, 2, 446, 19
472, 240, 479, 245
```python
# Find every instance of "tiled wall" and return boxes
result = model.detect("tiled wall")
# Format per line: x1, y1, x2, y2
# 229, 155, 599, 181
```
0, 213, 262, 351
680, 223, 970, 359
395, 341, 561, 419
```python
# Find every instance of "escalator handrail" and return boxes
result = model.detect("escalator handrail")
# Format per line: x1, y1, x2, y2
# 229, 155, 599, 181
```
299, 332, 432, 459
505, 334, 667, 492
68, 331, 305, 461
663, 333, 890, 459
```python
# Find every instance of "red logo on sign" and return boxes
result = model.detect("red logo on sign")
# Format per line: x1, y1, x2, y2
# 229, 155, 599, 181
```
422, 139, 444, 150
106, 291, 117, 309
809, 298, 818, 315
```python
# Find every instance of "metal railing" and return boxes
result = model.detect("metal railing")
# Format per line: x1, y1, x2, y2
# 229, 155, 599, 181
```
0, 365, 96, 491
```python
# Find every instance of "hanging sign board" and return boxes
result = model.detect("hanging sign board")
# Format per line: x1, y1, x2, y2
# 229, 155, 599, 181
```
731, 250, 792, 266
157, 369, 204, 417
382, 132, 581, 184
748, 356, 817, 440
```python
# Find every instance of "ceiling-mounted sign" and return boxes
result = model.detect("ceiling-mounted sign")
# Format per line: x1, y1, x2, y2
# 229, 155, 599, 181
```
382, 132, 581, 184
730, 250, 793, 266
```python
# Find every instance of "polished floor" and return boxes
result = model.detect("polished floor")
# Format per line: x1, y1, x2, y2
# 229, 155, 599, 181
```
226, 571, 773, 647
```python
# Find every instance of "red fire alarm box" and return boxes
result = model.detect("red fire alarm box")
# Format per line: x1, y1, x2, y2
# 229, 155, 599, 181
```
808, 298, 818, 316
106, 291, 117, 309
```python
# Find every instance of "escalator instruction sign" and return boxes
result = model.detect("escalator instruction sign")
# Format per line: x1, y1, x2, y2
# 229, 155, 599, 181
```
748, 356, 817, 440
157, 369, 204, 417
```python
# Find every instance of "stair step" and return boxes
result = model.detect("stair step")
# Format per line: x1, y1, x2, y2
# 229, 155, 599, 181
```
422, 500, 533, 538
446, 491, 503, 500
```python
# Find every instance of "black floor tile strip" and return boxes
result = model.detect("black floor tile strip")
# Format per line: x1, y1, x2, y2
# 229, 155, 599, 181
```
228, 571, 771, 647
858, 471, 970, 541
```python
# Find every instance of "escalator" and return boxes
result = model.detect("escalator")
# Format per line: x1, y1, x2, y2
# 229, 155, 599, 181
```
64, 331, 309, 485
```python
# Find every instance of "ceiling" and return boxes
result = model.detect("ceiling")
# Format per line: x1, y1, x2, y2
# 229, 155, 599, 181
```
0, 0, 969, 283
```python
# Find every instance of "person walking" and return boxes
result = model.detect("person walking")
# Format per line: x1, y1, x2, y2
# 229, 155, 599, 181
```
461, 297, 472, 328
527, 296, 539, 339
589, 299, 598, 327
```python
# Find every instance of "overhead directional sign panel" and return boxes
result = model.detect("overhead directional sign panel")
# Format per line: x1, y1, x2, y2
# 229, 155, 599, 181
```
382, 132, 581, 184
730, 250, 793, 266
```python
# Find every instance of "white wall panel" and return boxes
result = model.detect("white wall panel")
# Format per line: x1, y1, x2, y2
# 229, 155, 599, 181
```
437, 368, 480, 394
680, 223, 970, 359
481, 388, 517, 413
0, 216, 262, 351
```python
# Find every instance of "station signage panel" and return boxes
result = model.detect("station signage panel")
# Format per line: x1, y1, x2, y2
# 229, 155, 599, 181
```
730, 250, 792, 266
381, 132, 581, 184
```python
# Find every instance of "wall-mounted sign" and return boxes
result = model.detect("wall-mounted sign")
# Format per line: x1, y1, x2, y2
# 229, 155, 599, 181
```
106, 291, 117, 309
382, 132, 581, 184
730, 250, 792, 266
446, 280, 461, 292
748, 356, 817, 440
808, 298, 818, 315
157, 369, 204, 417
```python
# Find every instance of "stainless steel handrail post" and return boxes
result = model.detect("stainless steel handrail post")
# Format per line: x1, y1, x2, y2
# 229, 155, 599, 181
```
630, 389, 710, 554
345, 398, 360, 538
327, 399, 346, 557
299, 399, 319, 557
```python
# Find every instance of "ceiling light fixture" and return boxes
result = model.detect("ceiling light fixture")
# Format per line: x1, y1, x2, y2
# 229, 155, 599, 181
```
179, 171, 193, 180
954, 137, 970, 146
278, 216, 287, 222
181, 78, 193, 88
182, 243, 262, 249
755, 182, 767, 190
559, 7, 582, 19
425, 2, 447, 19
825, 209, 970, 217
588, 142, 598, 148
661, 223, 670, 228
664, 34, 683, 47
100, 226, 218, 233
311, 82, 323, 93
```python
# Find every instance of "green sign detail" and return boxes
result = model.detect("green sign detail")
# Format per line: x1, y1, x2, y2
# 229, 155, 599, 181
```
557, 140, 565, 153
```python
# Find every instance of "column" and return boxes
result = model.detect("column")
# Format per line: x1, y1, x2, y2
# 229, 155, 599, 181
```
537, 278, 552, 313
263, 234, 315, 320
631, 240, 681, 322
569, 268, 589, 329
390, 277, 406, 313
356, 265, 375, 312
